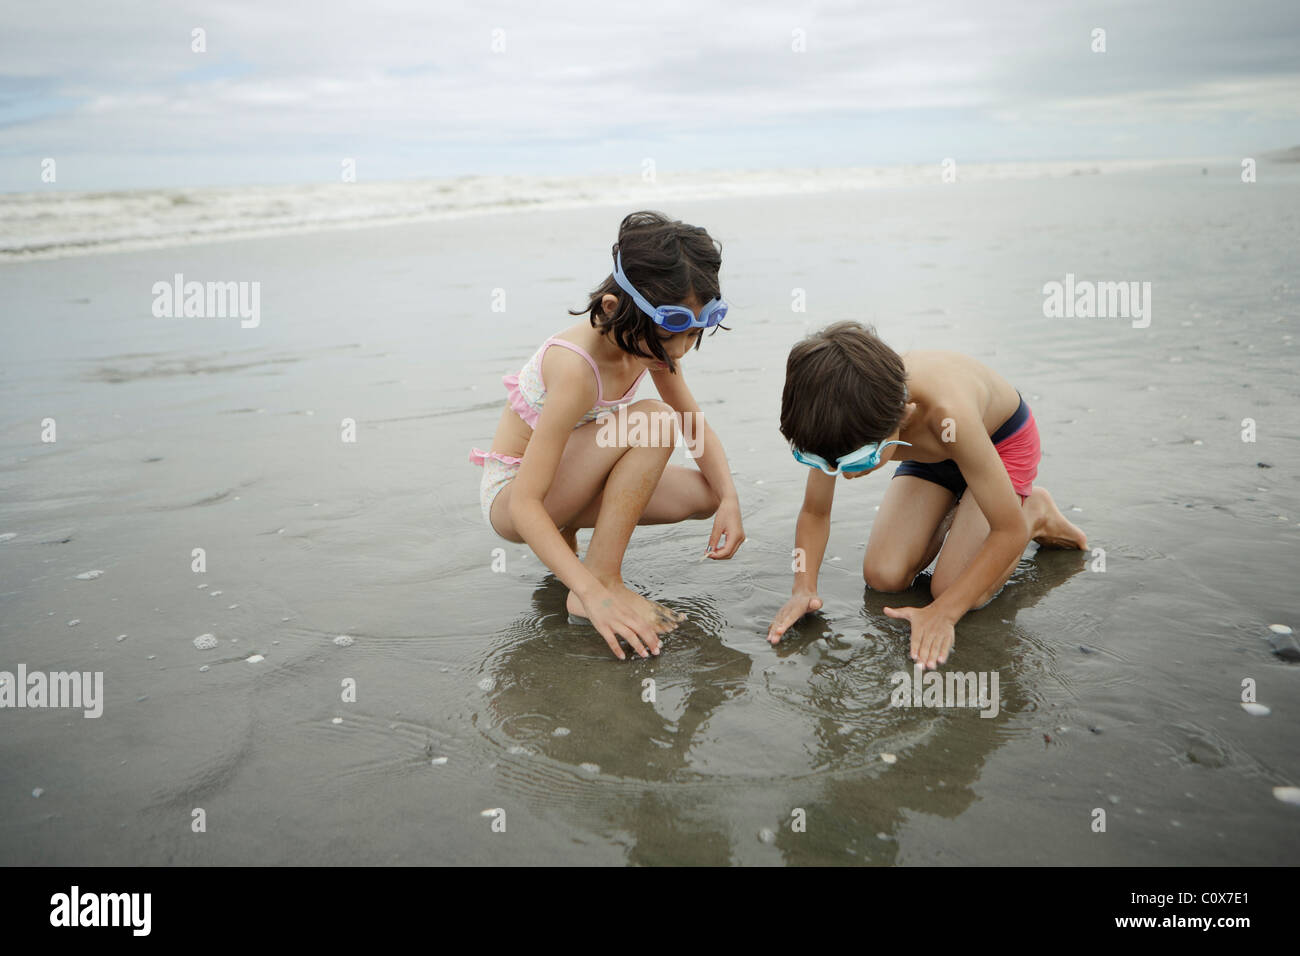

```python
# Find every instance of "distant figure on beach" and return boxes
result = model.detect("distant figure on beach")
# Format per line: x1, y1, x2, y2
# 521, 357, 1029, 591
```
470, 211, 745, 660
767, 322, 1086, 668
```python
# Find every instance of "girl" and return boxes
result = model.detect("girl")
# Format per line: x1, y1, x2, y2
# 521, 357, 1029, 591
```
470, 211, 745, 660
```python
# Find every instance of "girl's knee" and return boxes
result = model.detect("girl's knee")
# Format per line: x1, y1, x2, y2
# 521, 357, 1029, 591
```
626, 399, 678, 449
695, 484, 721, 519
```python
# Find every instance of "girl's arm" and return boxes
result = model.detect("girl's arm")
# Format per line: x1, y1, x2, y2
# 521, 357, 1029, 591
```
508, 353, 664, 657
649, 367, 745, 558
507, 356, 602, 594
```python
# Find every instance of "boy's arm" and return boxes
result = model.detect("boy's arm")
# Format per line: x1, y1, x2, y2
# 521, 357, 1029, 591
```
650, 367, 744, 558
931, 424, 1028, 620
768, 468, 836, 643
885, 407, 1028, 666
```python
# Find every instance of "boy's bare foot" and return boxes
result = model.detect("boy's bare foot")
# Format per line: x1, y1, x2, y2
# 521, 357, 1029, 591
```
1028, 487, 1088, 549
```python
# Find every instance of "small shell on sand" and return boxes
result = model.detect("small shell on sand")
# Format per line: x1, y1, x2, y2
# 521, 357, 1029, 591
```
1241, 702, 1271, 716
579, 762, 600, 774
479, 808, 500, 817
115, 634, 126, 642
333, 635, 354, 647
880, 753, 897, 764
477, 676, 495, 691
331, 717, 343, 724
67, 619, 80, 627
198, 665, 209, 673
0, 533, 17, 542
75, 570, 103, 580
245, 654, 264, 663
32, 788, 44, 798
1269, 624, 1293, 635
192, 633, 218, 650
1273, 786, 1300, 806
552, 727, 571, 737
757, 828, 776, 844
197, 583, 208, 590
431, 757, 448, 766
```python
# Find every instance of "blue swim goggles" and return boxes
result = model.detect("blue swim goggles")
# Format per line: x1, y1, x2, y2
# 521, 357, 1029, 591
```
613, 250, 729, 333
791, 438, 912, 475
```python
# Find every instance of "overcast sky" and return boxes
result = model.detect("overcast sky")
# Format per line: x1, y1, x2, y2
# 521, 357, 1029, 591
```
1, 0, 1297, 191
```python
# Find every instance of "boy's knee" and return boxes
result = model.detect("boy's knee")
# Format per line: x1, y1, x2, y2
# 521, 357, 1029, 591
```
863, 556, 914, 593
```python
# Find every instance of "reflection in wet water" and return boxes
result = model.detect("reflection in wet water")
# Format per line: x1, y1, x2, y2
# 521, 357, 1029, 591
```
468, 552, 1087, 863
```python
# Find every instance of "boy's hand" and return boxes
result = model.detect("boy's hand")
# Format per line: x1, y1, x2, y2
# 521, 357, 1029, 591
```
767, 591, 823, 644
884, 603, 956, 669
705, 496, 745, 559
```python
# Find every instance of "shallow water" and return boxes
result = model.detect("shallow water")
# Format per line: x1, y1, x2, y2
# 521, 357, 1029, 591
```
1, 163, 1298, 864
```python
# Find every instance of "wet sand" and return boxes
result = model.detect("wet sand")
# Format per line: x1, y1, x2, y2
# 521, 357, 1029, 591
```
2, 162, 1298, 864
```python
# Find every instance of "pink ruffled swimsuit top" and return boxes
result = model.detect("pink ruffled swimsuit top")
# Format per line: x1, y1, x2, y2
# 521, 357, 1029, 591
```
469, 336, 649, 466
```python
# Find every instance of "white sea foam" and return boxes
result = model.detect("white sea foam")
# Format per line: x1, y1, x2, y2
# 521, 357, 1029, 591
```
0, 159, 1201, 262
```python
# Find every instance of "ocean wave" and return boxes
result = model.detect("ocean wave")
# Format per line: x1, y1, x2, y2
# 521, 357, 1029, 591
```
0, 159, 1201, 261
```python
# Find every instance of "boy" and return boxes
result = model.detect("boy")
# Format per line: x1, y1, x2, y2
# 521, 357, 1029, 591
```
767, 322, 1086, 669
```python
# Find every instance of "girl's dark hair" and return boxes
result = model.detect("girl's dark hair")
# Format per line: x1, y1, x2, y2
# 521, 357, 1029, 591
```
779, 322, 908, 462
570, 210, 727, 373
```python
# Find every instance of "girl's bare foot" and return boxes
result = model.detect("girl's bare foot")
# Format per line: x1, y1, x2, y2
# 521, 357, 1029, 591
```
1028, 487, 1088, 549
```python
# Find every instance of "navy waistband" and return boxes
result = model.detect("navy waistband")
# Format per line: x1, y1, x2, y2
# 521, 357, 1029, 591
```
990, 392, 1029, 445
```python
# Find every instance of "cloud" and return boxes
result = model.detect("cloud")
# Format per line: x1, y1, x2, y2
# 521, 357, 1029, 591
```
0, 0, 1296, 188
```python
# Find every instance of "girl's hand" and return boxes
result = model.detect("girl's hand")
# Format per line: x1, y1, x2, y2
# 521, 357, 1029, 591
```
585, 587, 671, 661
705, 496, 745, 559
767, 591, 823, 644
883, 604, 956, 669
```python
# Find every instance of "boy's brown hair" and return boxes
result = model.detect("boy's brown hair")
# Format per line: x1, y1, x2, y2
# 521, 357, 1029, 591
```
779, 322, 908, 462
